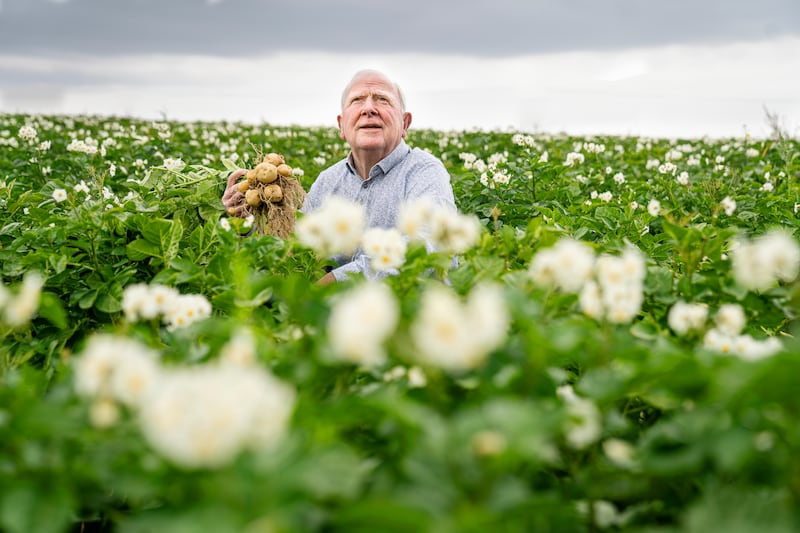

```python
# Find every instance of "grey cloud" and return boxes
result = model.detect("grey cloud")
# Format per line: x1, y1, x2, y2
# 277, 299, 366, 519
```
0, 0, 798, 58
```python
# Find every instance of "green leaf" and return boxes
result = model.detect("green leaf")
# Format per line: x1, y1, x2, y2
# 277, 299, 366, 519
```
127, 239, 161, 261
0, 484, 72, 533
37, 292, 68, 328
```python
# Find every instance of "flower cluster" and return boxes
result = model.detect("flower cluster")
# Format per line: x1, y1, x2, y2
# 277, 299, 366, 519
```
668, 300, 783, 360
327, 282, 399, 366
17, 125, 37, 142
564, 152, 585, 167
67, 137, 99, 155
362, 227, 407, 272
295, 196, 366, 257
528, 238, 595, 293
121, 283, 212, 330
703, 304, 782, 361
529, 239, 646, 324
410, 282, 509, 372
730, 229, 800, 291
0, 271, 44, 327
73, 333, 296, 469
296, 196, 481, 270
667, 300, 709, 336
579, 247, 646, 323
397, 197, 482, 254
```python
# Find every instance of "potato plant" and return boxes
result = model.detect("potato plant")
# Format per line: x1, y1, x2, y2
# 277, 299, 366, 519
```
1, 112, 799, 532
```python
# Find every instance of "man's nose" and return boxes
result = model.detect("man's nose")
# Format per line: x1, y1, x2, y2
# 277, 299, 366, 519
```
361, 97, 378, 115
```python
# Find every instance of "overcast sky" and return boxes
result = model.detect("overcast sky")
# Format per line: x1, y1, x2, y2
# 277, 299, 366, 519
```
1, 0, 799, 138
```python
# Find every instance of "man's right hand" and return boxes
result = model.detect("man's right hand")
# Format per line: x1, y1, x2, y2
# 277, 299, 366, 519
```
221, 168, 248, 217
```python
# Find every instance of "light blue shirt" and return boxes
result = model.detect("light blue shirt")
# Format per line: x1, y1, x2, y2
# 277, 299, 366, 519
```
301, 140, 456, 281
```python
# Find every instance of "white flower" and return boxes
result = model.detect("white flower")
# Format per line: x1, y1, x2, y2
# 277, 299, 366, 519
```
598, 191, 613, 202
579, 281, 603, 320
74, 180, 90, 194
759, 230, 800, 283
602, 438, 635, 468
667, 301, 708, 336
658, 162, 677, 175
584, 142, 605, 154
720, 196, 736, 216
327, 282, 399, 367
243, 214, 255, 229
73, 334, 159, 401
398, 197, 436, 241
647, 199, 661, 217
613, 172, 625, 185
52, 188, 67, 203
163, 157, 185, 171
761, 182, 774, 192
407, 366, 427, 388
163, 293, 212, 330
676, 171, 689, 185
529, 238, 595, 293
714, 303, 746, 336
2, 271, 44, 327
580, 247, 645, 324
411, 283, 508, 373
122, 283, 177, 322
89, 398, 121, 429
138, 363, 295, 469
731, 230, 800, 291
219, 218, 231, 231
361, 227, 407, 272
557, 385, 601, 449
219, 328, 258, 368
427, 209, 482, 254
746, 147, 760, 158
18, 125, 37, 141
295, 196, 366, 257
564, 152, 585, 167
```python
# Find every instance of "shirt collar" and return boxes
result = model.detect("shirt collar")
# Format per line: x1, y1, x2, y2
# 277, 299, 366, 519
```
345, 141, 410, 179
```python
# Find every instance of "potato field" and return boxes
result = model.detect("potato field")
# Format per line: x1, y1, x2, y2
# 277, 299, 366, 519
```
1, 113, 800, 532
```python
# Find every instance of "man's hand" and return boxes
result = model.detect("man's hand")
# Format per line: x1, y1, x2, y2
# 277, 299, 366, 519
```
316, 272, 336, 286
221, 169, 248, 217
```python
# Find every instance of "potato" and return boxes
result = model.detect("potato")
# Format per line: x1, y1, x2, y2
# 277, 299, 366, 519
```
263, 184, 283, 203
264, 153, 285, 166
253, 162, 278, 184
276, 163, 292, 177
245, 188, 262, 207
237, 180, 250, 193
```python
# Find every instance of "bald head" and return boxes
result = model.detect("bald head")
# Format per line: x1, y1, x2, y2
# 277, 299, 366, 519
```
341, 69, 406, 112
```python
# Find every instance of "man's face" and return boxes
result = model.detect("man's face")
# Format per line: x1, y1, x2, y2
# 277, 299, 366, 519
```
338, 73, 411, 161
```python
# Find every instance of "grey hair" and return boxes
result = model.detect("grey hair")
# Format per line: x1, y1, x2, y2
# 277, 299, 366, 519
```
340, 69, 406, 112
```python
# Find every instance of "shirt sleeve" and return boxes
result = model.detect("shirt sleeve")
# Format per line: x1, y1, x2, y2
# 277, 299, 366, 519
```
331, 254, 399, 282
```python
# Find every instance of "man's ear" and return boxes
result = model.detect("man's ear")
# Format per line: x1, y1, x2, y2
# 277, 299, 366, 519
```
337, 115, 344, 139
402, 112, 412, 137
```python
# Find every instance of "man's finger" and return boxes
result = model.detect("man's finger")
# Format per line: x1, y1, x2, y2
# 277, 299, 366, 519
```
226, 169, 247, 189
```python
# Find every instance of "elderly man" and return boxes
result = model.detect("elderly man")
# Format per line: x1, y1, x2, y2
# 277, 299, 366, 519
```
223, 69, 456, 284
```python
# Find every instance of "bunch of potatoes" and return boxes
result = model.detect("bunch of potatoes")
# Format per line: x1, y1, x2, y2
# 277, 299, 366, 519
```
231, 152, 306, 238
